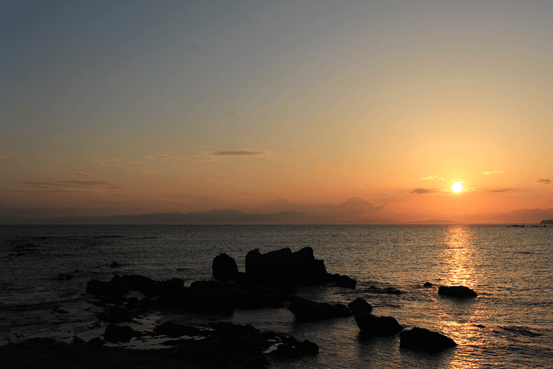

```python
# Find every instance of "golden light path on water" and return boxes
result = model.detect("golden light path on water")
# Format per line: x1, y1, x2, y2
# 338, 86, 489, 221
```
436, 226, 494, 368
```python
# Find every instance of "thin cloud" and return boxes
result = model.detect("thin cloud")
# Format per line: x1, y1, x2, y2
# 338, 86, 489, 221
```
22, 180, 122, 189
75, 172, 90, 176
211, 150, 267, 157
191, 150, 269, 161
415, 175, 443, 181
487, 188, 515, 193
1, 188, 74, 193
538, 178, 551, 185
483, 170, 506, 175
411, 188, 439, 195
144, 154, 184, 161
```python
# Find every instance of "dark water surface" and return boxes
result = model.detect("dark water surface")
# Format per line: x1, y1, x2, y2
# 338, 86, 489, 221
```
1, 225, 552, 368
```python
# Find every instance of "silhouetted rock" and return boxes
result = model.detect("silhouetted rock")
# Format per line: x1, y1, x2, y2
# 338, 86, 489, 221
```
288, 296, 352, 321
355, 312, 403, 336
110, 261, 120, 268
212, 253, 239, 281
348, 297, 373, 315
245, 247, 328, 286
103, 323, 139, 343
423, 282, 433, 288
367, 285, 402, 294
400, 327, 456, 351
438, 285, 477, 298
328, 273, 357, 288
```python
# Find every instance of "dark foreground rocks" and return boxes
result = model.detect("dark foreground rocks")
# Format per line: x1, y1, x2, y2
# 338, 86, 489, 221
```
355, 312, 404, 336
400, 327, 457, 351
438, 285, 477, 298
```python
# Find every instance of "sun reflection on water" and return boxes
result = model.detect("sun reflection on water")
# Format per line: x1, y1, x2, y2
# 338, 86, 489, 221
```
436, 226, 489, 368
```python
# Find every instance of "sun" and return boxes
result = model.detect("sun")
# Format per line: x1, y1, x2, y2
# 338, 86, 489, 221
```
452, 182, 463, 193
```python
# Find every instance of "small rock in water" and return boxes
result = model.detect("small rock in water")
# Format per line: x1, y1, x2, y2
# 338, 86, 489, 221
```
355, 312, 403, 336
110, 262, 120, 268
423, 282, 433, 288
438, 285, 477, 298
348, 297, 373, 315
400, 327, 456, 351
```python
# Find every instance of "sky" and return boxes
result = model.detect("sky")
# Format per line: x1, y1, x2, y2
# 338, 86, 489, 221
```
1, 0, 552, 223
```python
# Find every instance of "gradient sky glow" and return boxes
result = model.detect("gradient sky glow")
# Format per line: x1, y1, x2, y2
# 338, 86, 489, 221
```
2, 0, 553, 222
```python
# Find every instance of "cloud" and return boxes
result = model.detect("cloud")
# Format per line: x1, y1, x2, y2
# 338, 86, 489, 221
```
411, 188, 439, 194
22, 180, 122, 189
538, 178, 551, 184
144, 154, 184, 161
487, 188, 515, 193
211, 150, 267, 157
191, 150, 269, 161
483, 170, 506, 175
75, 172, 90, 176
1, 188, 74, 193
191, 44, 200, 53
415, 175, 443, 181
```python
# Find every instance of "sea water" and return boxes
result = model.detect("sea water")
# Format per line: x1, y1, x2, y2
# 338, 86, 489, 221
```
1, 225, 552, 368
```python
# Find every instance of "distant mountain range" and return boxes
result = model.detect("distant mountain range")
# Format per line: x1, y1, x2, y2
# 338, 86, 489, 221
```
1, 198, 552, 225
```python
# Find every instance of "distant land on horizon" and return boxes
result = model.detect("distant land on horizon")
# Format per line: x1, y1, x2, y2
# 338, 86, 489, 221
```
1, 197, 553, 225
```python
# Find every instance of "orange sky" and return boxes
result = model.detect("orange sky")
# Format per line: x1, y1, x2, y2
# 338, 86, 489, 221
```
1, 1, 552, 223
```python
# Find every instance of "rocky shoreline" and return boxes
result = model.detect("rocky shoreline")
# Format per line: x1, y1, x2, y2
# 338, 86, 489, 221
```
3, 247, 473, 368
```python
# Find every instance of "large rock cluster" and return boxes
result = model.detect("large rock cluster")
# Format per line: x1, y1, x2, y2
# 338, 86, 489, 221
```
213, 247, 357, 288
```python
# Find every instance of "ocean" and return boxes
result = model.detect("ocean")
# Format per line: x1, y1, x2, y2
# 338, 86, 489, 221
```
1, 224, 552, 368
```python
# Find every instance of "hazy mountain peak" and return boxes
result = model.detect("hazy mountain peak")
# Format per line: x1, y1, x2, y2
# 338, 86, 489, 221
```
339, 197, 374, 208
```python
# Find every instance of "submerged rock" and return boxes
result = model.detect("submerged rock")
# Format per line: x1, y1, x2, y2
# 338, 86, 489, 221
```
367, 285, 402, 295
288, 296, 353, 321
438, 285, 477, 298
355, 312, 403, 336
400, 327, 456, 351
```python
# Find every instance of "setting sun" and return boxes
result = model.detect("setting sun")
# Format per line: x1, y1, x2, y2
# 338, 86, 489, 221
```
452, 182, 463, 193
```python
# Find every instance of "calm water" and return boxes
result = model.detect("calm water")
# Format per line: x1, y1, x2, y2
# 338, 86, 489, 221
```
1, 225, 552, 368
